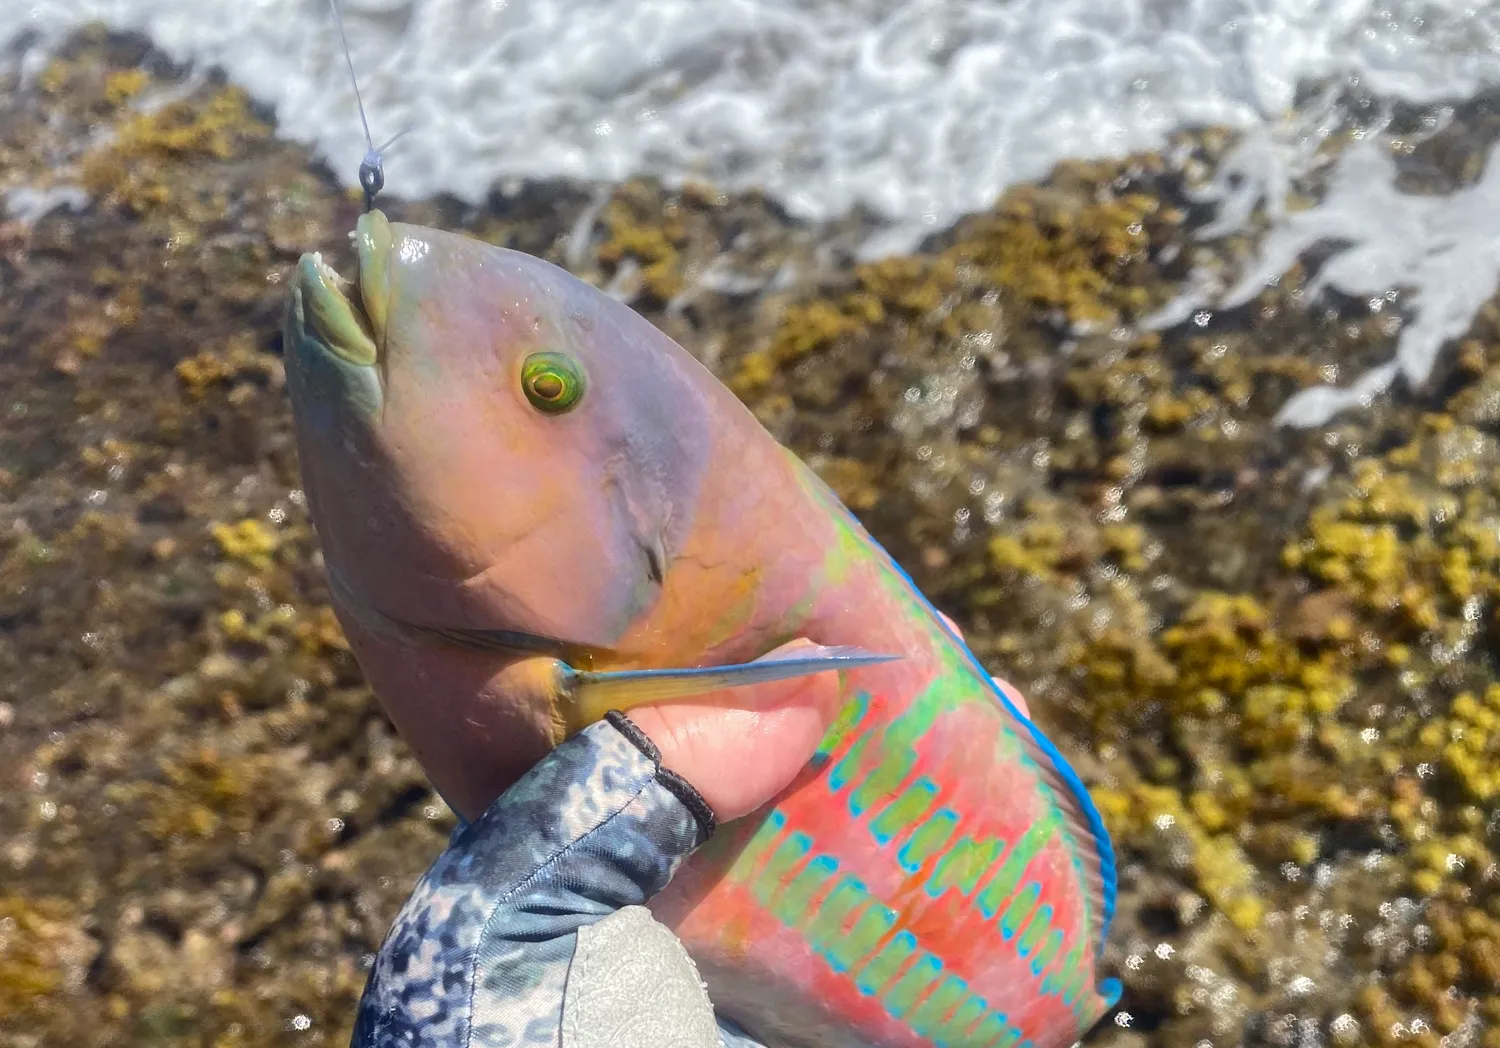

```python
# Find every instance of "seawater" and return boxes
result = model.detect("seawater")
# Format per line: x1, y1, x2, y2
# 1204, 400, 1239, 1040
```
7, 0, 1500, 423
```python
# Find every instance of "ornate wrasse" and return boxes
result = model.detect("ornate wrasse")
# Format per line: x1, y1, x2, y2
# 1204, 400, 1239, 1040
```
282, 209, 1121, 1048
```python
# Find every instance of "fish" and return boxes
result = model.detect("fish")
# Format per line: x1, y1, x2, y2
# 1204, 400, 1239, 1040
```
281, 208, 1122, 1048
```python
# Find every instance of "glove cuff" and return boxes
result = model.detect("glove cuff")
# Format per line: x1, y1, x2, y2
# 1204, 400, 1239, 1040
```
604, 710, 718, 840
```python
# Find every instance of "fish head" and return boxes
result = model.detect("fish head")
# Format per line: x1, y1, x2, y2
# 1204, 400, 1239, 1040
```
282, 209, 714, 659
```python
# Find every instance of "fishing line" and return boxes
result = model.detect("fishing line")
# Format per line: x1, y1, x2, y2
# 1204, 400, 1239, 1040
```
327, 0, 413, 211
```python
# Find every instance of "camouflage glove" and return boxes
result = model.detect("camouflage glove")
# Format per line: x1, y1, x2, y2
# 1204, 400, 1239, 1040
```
351, 711, 769, 1048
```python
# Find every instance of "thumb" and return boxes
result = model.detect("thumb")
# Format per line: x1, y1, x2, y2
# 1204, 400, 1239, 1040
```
627, 639, 844, 823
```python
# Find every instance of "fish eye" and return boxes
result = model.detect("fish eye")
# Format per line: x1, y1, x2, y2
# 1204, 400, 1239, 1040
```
521, 352, 586, 413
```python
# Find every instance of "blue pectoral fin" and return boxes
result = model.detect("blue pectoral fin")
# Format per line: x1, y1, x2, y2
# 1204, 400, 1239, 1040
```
566, 645, 899, 726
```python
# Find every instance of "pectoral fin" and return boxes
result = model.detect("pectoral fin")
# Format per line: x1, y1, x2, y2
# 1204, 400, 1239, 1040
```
563, 645, 898, 729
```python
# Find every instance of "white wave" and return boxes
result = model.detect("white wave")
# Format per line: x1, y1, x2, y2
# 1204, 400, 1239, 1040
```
4, 0, 1500, 234
1145, 78, 1500, 430
10, 0, 1500, 426
1234, 136, 1500, 428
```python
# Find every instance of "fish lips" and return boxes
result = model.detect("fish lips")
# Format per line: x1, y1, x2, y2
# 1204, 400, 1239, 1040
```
290, 209, 395, 371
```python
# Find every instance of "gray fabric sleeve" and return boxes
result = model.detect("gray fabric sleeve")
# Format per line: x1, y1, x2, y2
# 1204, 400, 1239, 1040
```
561, 905, 722, 1048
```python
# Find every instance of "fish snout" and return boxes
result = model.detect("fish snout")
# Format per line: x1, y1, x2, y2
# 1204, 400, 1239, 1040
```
289, 209, 394, 369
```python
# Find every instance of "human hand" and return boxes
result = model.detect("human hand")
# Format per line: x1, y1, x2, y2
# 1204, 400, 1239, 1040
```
350, 613, 1038, 1048
629, 616, 1031, 823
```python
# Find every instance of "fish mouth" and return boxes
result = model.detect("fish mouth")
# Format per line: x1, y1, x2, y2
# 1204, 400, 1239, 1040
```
293, 209, 394, 368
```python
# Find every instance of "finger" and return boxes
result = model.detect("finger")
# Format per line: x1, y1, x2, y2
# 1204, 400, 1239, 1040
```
627, 639, 844, 823
991, 675, 1031, 719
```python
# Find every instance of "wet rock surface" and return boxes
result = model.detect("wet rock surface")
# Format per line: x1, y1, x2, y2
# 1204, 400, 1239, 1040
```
6, 25, 1500, 1048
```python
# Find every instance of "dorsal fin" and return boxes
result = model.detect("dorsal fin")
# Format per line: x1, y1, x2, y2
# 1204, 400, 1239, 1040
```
983, 673, 1118, 951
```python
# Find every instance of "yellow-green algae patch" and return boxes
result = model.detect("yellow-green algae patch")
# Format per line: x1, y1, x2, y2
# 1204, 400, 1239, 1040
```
731, 174, 1185, 401
0, 897, 93, 1020
954, 333, 1500, 1045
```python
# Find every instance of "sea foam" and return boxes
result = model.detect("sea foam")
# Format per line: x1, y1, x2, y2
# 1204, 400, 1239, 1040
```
7, 0, 1500, 421
3, 0, 1497, 230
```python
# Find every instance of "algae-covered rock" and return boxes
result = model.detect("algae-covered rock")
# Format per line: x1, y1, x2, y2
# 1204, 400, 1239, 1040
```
0, 896, 97, 1022
9, 26, 1500, 1048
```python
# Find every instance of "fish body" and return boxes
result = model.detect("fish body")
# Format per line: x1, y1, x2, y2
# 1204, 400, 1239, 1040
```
283, 212, 1120, 1048
646, 476, 1119, 1048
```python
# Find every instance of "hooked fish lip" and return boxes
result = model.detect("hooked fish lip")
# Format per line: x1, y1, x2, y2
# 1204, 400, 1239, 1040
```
353, 209, 393, 343
292, 209, 394, 368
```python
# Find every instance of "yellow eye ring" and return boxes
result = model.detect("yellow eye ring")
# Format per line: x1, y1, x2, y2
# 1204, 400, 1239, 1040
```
521, 352, 586, 413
